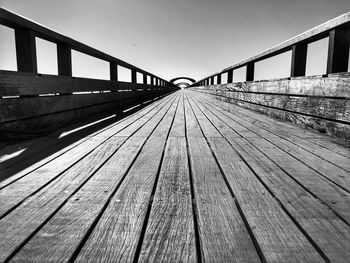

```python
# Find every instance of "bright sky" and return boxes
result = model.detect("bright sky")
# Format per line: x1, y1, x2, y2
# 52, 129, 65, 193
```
0, 0, 349, 82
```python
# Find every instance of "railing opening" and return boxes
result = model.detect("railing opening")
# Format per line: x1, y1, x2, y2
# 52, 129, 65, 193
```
255, 51, 291, 80
36, 37, 58, 75
0, 25, 16, 71
118, 66, 131, 82
72, 50, 109, 80
305, 38, 329, 76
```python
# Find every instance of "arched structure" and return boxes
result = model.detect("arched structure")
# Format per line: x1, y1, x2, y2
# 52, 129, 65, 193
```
176, 82, 191, 88
170, 77, 196, 84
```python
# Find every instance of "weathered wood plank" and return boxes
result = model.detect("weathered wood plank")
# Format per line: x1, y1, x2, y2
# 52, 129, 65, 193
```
192, 95, 350, 223
183, 94, 202, 138
227, 137, 350, 262
138, 137, 196, 262
169, 92, 186, 137
74, 94, 179, 262
0, 95, 175, 217
207, 137, 325, 262
195, 93, 350, 191
187, 137, 261, 262
0, 93, 174, 186
197, 92, 350, 172
9, 136, 146, 263
0, 136, 132, 262
189, 92, 350, 261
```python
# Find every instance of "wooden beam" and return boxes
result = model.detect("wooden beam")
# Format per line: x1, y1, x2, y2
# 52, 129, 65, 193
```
217, 74, 221, 84
291, 44, 307, 77
109, 62, 118, 81
227, 70, 233, 83
131, 69, 137, 83
246, 62, 254, 81
15, 28, 37, 74
211, 77, 214, 85
327, 27, 350, 74
57, 43, 72, 76
143, 73, 147, 84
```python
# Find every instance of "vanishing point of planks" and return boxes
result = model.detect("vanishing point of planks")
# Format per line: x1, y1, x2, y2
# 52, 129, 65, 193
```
0, 90, 350, 262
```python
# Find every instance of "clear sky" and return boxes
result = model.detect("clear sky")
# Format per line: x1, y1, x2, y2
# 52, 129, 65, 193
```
0, 0, 349, 83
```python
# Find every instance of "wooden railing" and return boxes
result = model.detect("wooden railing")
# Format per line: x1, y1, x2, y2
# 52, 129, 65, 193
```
0, 8, 178, 139
191, 12, 350, 86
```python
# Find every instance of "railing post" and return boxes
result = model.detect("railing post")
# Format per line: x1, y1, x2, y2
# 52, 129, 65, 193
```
291, 44, 307, 77
57, 43, 72, 76
246, 62, 254, 81
15, 29, 37, 74
131, 69, 137, 83
151, 77, 154, 85
210, 77, 214, 85
143, 73, 147, 84
109, 62, 118, 81
217, 74, 221, 84
327, 27, 350, 74
227, 70, 233, 83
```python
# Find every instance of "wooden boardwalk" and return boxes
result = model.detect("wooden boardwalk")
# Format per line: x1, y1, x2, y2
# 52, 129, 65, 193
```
0, 90, 350, 262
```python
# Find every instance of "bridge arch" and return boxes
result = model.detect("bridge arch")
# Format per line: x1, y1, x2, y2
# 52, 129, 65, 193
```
170, 77, 196, 84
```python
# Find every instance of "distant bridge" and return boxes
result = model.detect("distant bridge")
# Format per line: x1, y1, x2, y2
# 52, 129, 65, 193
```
170, 77, 196, 84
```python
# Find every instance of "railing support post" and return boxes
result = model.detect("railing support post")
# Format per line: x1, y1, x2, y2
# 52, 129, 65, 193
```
217, 74, 221, 84
290, 44, 307, 77
151, 77, 154, 85
227, 70, 233, 83
327, 27, 350, 74
246, 62, 254, 81
15, 29, 37, 74
131, 69, 137, 83
109, 62, 118, 81
57, 43, 72, 76
210, 77, 214, 85
143, 73, 147, 84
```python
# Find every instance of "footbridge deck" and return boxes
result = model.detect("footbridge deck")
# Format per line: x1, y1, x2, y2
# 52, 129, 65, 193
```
1, 90, 349, 262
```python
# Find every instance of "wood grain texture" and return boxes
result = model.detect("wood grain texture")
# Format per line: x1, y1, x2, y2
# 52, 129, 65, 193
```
189, 93, 350, 261
192, 94, 350, 223
187, 137, 260, 262
208, 137, 325, 262
10, 136, 146, 263
0, 93, 174, 187
0, 95, 174, 217
191, 73, 350, 139
75, 94, 179, 262
138, 137, 196, 262
0, 136, 129, 262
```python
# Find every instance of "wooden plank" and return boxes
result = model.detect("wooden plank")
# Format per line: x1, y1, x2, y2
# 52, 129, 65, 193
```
169, 92, 186, 137
187, 137, 260, 262
0, 90, 166, 122
0, 135, 135, 262
0, 95, 175, 217
194, 93, 350, 191
188, 94, 350, 261
75, 95, 179, 262
186, 95, 221, 138
0, 93, 174, 186
208, 137, 325, 262
226, 137, 350, 262
183, 94, 202, 138
197, 93, 350, 172
9, 135, 148, 263
190, 93, 350, 222
138, 137, 196, 262
0, 94, 178, 262
0, 71, 167, 97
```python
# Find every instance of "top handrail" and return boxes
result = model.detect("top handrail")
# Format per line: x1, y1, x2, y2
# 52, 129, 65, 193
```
0, 7, 173, 86
192, 12, 350, 86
